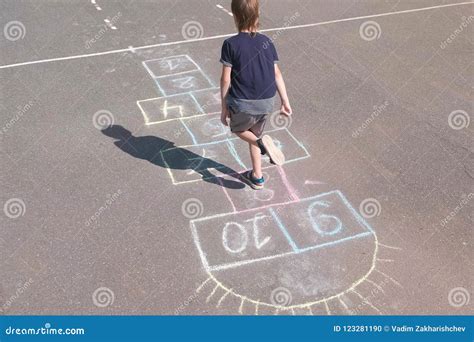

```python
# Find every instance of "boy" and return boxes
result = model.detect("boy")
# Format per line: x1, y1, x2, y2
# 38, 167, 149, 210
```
220, 0, 292, 190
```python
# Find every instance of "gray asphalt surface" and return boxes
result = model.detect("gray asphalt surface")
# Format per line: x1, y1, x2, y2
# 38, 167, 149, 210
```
1, 0, 473, 315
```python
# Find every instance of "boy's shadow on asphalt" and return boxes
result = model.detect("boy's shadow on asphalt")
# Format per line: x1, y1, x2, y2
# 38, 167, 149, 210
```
102, 125, 245, 189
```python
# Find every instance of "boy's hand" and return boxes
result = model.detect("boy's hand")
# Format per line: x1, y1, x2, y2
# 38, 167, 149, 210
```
221, 108, 230, 126
280, 101, 292, 116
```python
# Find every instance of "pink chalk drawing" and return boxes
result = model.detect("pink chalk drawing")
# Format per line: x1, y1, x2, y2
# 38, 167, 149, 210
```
135, 54, 402, 315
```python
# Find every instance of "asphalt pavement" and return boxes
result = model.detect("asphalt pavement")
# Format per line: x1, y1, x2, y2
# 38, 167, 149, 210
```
0, 0, 472, 315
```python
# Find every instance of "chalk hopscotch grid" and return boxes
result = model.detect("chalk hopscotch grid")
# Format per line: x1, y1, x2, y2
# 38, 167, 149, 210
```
141, 55, 216, 97
156, 71, 215, 96
136, 53, 397, 314
138, 53, 312, 217
190, 190, 376, 272
137, 89, 220, 125
144, 55, 217, 86
160, 127, 308, 155
159, 128, 310, 185
142, 55, 199, 78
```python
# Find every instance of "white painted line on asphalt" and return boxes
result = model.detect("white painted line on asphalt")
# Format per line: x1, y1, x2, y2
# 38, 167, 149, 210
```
91, 0, 102, 11
1, 1, 472, 70
216, 4, 233, 16
104, 18, 117, 30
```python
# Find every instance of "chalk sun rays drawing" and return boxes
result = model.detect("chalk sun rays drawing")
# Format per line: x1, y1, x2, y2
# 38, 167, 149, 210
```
195, 238, 402, 315
135, 53, 403, 315
191, 190, 403, 315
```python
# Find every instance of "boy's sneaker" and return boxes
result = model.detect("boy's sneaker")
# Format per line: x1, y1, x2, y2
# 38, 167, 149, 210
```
241, 170, 264, 190
259, 135, 285, 165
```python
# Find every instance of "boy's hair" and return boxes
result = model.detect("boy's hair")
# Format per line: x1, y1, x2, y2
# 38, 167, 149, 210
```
231, 0, 259, 33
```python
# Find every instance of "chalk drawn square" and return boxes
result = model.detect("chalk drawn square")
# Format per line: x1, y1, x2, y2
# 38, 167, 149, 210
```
142, 55, 198, 78
146, 119, 197, 146
180, 113, 232, 145
190, 190, 374, 272
160, 140, 244, 185
191, 209, 294, 271
137, 93, 204, 125
273, 191, 372, 251
160, 129, 309, 184
156, 70, 214, 96
231, 128, 310, 165
192, 88, 222, 114
220, 167, 297, 212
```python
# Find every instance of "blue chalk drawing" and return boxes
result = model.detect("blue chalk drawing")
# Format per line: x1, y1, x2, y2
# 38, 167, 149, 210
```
269, 207, 299, 253
308, 200, 343, 236
143, 55, 198, 78
190, 93, 205, 113
191, 190, 375, 272
226, 139, 247, 170
179, 118, 198, 145
160, 128, 311, 185
142, 55, 215, 96
136, 53, 395, 314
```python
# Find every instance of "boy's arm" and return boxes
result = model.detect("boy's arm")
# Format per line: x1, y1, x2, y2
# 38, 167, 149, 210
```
275, 64, 292, 116
220, 65, 232, 126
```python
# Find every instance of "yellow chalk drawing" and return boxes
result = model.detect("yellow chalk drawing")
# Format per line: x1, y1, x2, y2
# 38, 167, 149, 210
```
195, 233, 402, 315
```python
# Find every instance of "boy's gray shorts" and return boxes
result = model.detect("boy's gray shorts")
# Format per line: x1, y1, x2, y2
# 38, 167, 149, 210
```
229, 108, 267, 138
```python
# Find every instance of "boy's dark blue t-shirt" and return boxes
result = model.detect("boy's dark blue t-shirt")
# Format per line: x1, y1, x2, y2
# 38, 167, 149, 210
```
220, 32, 279, 100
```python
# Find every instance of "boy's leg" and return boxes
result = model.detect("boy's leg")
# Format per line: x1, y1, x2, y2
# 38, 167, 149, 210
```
249, 141, 263, 179
235, 130, 257, 144
237, 122, 285, 166
235, 131, 263, 179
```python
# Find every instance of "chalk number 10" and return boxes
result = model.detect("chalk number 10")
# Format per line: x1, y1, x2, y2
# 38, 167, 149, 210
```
222, 214, 270, 254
